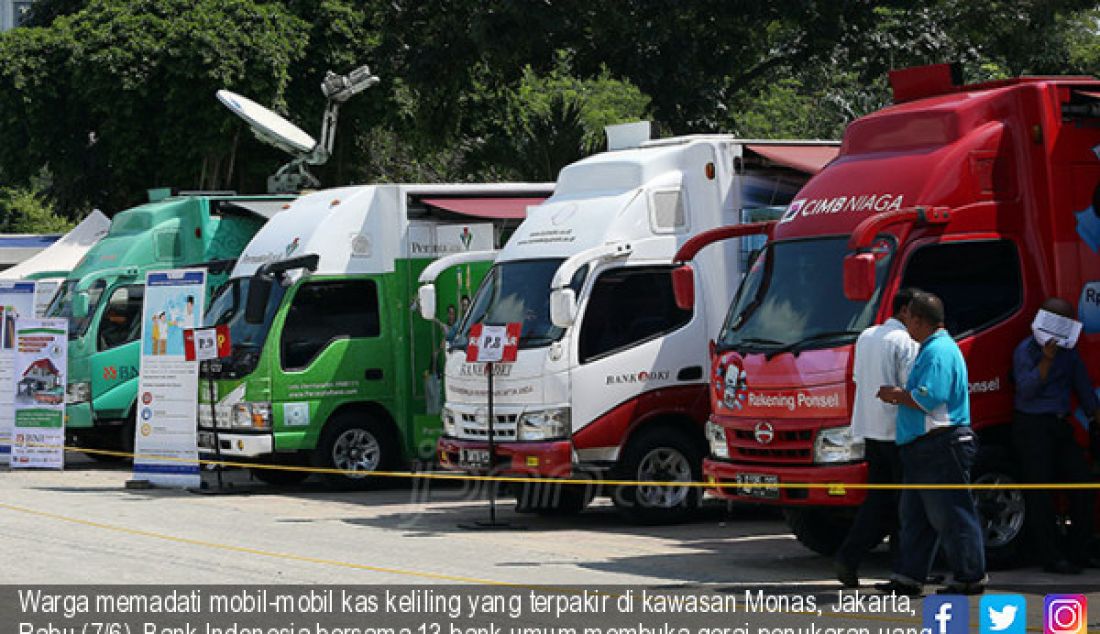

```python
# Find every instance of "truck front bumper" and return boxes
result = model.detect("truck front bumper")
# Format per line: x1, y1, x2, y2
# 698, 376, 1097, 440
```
65, 402, 94, 429
438, 436, 574, 477
198, 430, 273, 458
704, 458, 868, 505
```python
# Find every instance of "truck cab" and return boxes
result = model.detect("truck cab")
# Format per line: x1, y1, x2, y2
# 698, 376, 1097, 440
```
423, 133, 837, 523
686, 65, 1100, 565
49, 193, 292, 455
195, 183, 551, 487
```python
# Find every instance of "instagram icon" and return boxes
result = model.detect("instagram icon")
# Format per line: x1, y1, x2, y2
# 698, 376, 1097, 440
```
1045, 595, 1087, 634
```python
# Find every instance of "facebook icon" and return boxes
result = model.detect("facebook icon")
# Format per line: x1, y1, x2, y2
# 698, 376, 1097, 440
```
924, 596, 969, 634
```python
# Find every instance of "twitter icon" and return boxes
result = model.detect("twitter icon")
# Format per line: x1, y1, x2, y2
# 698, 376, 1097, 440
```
981, 594, 1027, 634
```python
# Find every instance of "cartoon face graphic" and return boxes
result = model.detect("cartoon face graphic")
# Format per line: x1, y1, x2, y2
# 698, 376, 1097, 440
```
715, 354, 748, 411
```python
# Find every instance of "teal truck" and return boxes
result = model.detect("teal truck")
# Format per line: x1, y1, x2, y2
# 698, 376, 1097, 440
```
49, 192, 294, 456
196, 183, 550, 486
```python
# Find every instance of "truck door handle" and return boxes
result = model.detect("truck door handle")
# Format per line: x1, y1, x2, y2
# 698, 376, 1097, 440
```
364, 368, 384, 381
677, 366, 703, 381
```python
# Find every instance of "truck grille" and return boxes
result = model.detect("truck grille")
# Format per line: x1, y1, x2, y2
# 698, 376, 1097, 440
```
458, 412, 518, 441
729, 426, 814, 464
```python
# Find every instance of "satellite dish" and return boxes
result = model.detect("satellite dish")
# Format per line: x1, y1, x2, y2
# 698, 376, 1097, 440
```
217, 90, 316, 155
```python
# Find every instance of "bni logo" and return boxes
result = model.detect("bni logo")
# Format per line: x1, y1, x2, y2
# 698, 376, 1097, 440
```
924, 595, 969, 634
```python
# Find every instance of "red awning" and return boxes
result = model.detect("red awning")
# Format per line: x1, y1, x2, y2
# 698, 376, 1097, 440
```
745, 144, 839, 174
421, 197, 547, 220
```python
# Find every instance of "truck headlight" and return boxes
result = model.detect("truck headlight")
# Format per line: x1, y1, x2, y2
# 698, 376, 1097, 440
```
232, 402, 272, 430
442, 408, 457, 437
517, 408, 570, 441
706, 419, 729, 459
814, 426, 864, 464
66, 381, 91, 404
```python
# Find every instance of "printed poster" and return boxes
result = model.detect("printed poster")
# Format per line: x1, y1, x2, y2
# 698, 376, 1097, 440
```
132, 269, 204, 488
33, 280, 61, 317
0, 281, 37, 465
11, 318, 67, 469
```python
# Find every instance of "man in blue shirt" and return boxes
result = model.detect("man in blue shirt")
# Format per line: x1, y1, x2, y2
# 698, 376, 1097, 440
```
1013, 297, 1100, 574
874, 291, 986, 596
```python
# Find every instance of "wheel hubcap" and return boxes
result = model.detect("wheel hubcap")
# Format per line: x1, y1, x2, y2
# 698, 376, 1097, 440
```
636, 447, 692, 508
974, 472, 1025, 549
332, 428, 381, 477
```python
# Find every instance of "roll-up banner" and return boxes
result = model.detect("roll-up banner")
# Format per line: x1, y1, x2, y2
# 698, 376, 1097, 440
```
131, 269, 204, 488
0, 281, 37, 465
11, 318, 68, 469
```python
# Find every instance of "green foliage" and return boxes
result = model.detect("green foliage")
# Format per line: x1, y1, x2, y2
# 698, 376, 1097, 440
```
0, 187, 76, 233
1, 0, 1099, 211
0, 0, 309, 214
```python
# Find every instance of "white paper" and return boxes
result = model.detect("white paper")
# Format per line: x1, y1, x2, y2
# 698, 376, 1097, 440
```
475, 325, 507, 363
1032, 309, 1083, 348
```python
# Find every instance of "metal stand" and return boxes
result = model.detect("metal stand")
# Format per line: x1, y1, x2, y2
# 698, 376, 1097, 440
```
195, 360, 236, 493
459, 361, 525, 530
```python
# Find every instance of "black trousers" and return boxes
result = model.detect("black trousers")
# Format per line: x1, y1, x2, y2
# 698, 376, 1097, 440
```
837, 438, 901, 569
1012, 411, 1096, 565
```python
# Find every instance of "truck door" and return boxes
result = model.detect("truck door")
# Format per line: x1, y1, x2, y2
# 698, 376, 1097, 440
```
90, 284, 144, 418
568, 264, 696, 459
899, 238, 1024, 426
275, 278, 392, 429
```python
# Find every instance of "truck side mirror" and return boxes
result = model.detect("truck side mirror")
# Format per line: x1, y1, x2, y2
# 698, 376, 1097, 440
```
417, 284, 437, 321
672, 264, 695, 311
549, 288, 577, 329
72, 292, 89, 319
245, 276, 272, 324
842, 253, 876, 302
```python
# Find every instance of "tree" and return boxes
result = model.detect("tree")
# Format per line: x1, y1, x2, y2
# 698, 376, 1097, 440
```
0, 0, 309, 215
0, 187, 75, 233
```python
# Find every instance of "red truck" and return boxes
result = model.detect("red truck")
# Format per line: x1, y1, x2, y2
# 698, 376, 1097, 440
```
672, 64, 1100, 567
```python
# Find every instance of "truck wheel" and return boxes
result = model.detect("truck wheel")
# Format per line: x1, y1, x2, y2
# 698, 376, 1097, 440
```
783, 508, 853, 556
313, 413, 396, 490
972, 446, 1027, 569
515, 480, 596, 516
612, 426, 703, 525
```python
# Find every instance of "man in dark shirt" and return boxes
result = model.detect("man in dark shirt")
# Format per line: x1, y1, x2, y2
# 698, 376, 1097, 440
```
1013, 297, 1100, 574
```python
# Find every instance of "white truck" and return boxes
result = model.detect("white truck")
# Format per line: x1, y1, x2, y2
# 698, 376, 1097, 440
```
418, 126, 837, 522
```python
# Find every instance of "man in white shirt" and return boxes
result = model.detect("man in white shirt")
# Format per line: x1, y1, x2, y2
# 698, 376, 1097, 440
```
835, 288, 919, 588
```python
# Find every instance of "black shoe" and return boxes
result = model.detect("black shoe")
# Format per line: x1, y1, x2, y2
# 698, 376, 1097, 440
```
1044, 560, 1084, 575
936, 581, 986, 595
834, 560, 859, 588
925, 573, 946, 584
874, 580, 922, 597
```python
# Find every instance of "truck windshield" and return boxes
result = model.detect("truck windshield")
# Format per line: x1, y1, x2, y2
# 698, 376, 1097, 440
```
454, 259, 583, 350
47, 279, 107, 339
718, 236, 895, 354
203, 277, 286, 377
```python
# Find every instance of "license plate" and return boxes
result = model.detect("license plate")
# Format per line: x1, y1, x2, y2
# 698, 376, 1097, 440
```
459, 448, 492, 469
735, 473, 780, 499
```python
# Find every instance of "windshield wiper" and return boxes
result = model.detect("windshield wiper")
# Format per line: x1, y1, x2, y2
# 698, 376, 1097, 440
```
765, 330, 862, 359
718, 336, 785, 352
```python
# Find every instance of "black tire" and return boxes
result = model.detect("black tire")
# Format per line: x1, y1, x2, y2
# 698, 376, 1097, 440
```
515, 480, 596, 516
972, 445, 1027, 569
312, 412, 397, 490
250, 466, 311, 486
81, 415, 134, 463
783, 508, 854, 556
611, 425, 704, 525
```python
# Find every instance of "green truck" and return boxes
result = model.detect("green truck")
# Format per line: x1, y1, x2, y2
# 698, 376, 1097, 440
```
49, 192, 294, 455
195, 183, 549, 486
